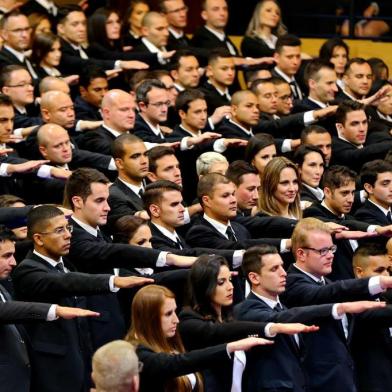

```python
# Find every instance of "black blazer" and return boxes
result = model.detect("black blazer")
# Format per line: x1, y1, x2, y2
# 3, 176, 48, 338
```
12, 252, 113, 392
234, 292, 334, 392
185, 216, 281, 250
74, 96, 102, 121
107, 178, 144, 226
330, 136, 392, 173
300, 184, 322, 203
0, 283, 50, 392
241, 35, 275, 58
133, 114, 166, 143
132, 41, 167, 70
78, 125, 116, 155
281, 264, 372, 392
136, 342, 229, 392
354, 199, 391, 225
0, 47, 39, 81
254, 112, 306, 139
199, 81, 231, 115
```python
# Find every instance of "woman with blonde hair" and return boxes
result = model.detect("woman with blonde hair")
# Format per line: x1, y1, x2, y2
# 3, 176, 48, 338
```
241, 0, 286, 58
126, 284, 273, 392
258, 156, 302, 220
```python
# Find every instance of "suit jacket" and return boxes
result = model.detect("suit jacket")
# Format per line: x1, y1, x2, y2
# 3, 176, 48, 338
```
136, 342, 229, 392
354, 199, 391, 226
241, 35, 275, 58
74, 96, 102, 122
234, 292, 333, 392
300, 184, 322, 203
281, 264, 373, 392
132, 41, 167, 70
0, 283, 50, 392
0, 47, 39, 81
271, 68, 304, 100
133, 114, 166, 143
199, 81, 231, 115
78, 125, 117, 155
330, 136, 392, 173
59, 38, 115, 76
185, 215, 281, 250
107, 178, 144, 226
12, 252, 113, 392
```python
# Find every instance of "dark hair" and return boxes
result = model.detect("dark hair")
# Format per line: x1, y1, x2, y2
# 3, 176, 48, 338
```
79, 65, 107, 89
113, 215, 149, 243
354, 244, 387, 259
300, 125, 330, 144
0, 93, 13, 107
88, 7, 119, 48
56, 4, 83, 25
319, 38, 349, 62
121, 0, 149, 37
244, 133, 276, 164
207, 48, 232, 65
322, 165, 357, 190
136, 79, 166, 103
197, 173, 232, 205
189, 255, 231, 321
0, 194, 25, 208
64, 168, 110, 209
112, 133, 143, 159
360, 159, 392, 188
0, 65, 28, 89
142, 180, 182, 214
242, 245, 279, 284
0, 224, 16, 243
367, 57, 389, 81
31, 32, 60, 65
0, 10, 25, 29
146, 146, 176, 174
175, 89, 205, 113
226, 160, 258, 186
275, 34, 301, 54
27, 205, 63, 239
344, 57, 370, 75
335, 100, 365, 124
304, 59, 335, 86
292, 145, 325, 167
169, 49, 198, 72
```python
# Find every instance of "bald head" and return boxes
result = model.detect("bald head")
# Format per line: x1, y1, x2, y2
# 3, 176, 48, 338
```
231, 90, 256, 106
102, 90, 136, 133
37, 123, 72, 164
39, 77, 70, 95
41, 91, 75, 128
141, 12, 169, 48
231, 90, 260, 127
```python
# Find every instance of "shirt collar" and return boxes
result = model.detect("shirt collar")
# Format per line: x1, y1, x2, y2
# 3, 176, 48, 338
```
229, 119, 253, 136
169, 27, 184, 39
207, 80, 230, 98
302, 183, 324, 201
341, 89, 363, 101
203, 213, 231, 237
33, 249, 63, 266
274, 67, 294, 83
117, 177, 144, 196
141, 37, 166, 53
174, 82, 185, 92
321, 200, 344, 218
142, 116, 164, 137
152, 222, 178, 242
35, 0, 57, 14
180, 124, 200, 136
337, 134, 363, 149
307, 96, 328, 108
376, 110, 392, 122
71, 215, 98, 237
41, 65, 61, 76
4, 45, 25, 62
368, 198, 391, 216
251, 290, 280, 308
14, 104, 27, 114
102, 124, 124, 138
293, 263, 325, 284
204, 25, 226, 41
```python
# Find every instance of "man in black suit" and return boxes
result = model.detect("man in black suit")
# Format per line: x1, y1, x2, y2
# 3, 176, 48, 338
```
331, 100, 392, 172
0, 11, 39, 82
169, 50, 201, 92
75, 67, 107, 122
282, 217, 392, 392
272, 35, 303, 100
12, 205, 153, 392
80, 90, 136, 155
352, 245, 392, 392
186, 172, 289, 251
355, 160, 392, 227
235, 244, 383, 392
108, 134, 149, 225
301, 125, 332, 166
56, 5, 149, 76
0, 224, 101, 392
20, 0, 58, 18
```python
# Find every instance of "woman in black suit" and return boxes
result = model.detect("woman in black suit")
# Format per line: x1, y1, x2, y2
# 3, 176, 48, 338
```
179, 255, 317, 391
121, 0, 150, 48
125, 284, 272, 392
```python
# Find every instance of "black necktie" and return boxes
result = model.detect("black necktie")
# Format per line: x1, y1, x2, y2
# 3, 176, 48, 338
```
387, 211, 392, 224
273, 303, 283, 312
55, 262, 66, 273
316, 279, 325, 286
138, 188, 144, 198
289, 81, 301, 100
96, 230, 104, 241
174, 236, 184, 250
226, 226, 237, 242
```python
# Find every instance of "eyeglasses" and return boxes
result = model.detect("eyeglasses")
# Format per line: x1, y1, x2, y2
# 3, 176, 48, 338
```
165, 5, 188, 14
147, 100, 171, 108
302, 245, 337, 256
7, 27, 32, 34
38, 224, 74, 236
278, 94, 293, 101
5, 82, 33, 88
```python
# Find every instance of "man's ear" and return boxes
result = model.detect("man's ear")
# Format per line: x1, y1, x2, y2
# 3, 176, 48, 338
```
363, 182, 373, 196
146, 171, 158, 183
149, 203, 160, 218
32, 233, 45, 247
38, 145, 48, 159
248, 271, 261, 286
323, 186, 332, 199
115, 157, 124, 171
202, 194, 211, 208
57, 22, 65, 37
71, 195, 83, 210
353, 265, 363, 279
201, 10, 208, 22
41, 108, 50, 122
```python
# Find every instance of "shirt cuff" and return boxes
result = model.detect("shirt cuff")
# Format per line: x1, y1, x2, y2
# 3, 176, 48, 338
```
0, 163, 11, 177
157, 52, 167, 65
367, 225, 378, 233
109, 275, 120, 292
369, 276, 384, 295
280, 239, 290, 253
180, 136, 191, 151
144, 142, 158, 150
265, 322, 276, 337
13, 128, 24, 138
281, 139, 292, 153
37, 165, 53, 179
156, 251, 169, 267
47, 304, 58, 321
232, 250, 245, 269
332, 303, 344, 320
213, 138, 227, 153
75, 120, 82, 132
108, 158, 116, 170
114, 60, 122, 70
183, 208, 190, 224
208, 117, 215, 130
303, 110, 316, 125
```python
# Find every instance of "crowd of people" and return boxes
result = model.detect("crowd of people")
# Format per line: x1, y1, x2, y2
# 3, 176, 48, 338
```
1, 0, 392, 391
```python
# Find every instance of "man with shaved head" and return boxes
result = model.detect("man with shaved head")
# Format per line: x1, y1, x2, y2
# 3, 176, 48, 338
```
39, 76, 70, 96
80, 89, 137, 155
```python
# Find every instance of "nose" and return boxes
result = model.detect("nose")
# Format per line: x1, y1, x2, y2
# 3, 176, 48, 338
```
280, 266, 287, 277
251, 189, 259, 200
173, 312, 179, 324
104, 200, 110, 211
9, 256, 17, 267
